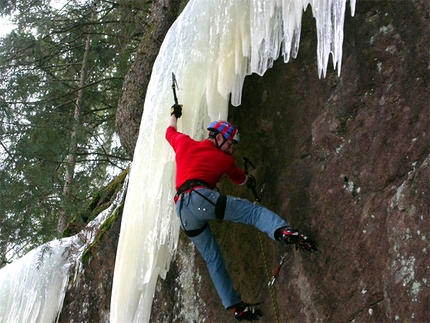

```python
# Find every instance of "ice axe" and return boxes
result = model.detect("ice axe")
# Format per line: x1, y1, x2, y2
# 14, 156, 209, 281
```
172, 72, 179, 105
170, 72, 182, 118
243, 157, 262, 203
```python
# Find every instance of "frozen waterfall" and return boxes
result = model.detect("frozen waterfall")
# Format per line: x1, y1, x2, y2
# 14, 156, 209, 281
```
0, 0, 355, 322
110, 0, 355, 322
0, 177, 127, 323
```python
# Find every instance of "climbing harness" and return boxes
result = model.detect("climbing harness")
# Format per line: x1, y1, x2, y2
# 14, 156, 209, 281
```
176, 179, 227, 237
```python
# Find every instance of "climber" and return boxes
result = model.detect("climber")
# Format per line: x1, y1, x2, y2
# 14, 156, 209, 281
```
166, 103, 317, 321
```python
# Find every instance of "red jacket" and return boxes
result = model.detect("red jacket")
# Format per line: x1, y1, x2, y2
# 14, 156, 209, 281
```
166, 126, 247, 190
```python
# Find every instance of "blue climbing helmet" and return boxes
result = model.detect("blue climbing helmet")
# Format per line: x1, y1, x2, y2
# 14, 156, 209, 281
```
207, 120, 240, 143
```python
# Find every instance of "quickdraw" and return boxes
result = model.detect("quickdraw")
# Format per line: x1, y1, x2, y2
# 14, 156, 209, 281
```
268, 252, 288, 287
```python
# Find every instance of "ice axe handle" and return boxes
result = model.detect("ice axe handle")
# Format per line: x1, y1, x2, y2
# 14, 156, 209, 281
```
243, 157, 256, 173
172, 72, 179, 105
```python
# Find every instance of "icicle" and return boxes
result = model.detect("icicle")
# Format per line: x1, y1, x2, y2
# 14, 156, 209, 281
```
0, 176, 128, 323
0, 239, 72, 323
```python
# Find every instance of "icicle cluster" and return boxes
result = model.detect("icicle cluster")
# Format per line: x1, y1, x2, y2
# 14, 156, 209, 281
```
0, 178, 128, 323
111, 0, 355, 322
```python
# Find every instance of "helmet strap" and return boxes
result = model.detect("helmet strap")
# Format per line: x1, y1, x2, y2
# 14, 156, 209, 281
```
217, 137, 227, 149
210, 132, 227, 149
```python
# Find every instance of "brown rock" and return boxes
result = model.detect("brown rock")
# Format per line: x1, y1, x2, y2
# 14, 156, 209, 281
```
61, 0, 429, 322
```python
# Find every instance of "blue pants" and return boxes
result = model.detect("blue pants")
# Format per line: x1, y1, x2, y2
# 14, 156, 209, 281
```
175, 188, 288, 308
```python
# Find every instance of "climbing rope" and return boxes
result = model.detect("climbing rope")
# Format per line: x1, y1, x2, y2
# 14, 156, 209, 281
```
257, 230, 280, 323
253, 183, 280, 323
243, 157, 281, 323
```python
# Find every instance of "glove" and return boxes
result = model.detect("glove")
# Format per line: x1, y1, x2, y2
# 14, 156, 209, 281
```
246, 175, 257, 189
170, 103, 182, 118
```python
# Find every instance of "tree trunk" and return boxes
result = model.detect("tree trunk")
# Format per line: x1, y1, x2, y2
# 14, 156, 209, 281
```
115, 0, 183, 157
57, 29, 92, 234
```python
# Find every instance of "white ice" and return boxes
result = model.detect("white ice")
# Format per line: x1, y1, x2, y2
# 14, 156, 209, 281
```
110, 0, 355, 322
0, 0, 355, 321
0, 177, 127, 323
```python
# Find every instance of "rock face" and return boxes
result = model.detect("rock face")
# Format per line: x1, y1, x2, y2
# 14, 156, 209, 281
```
61, 0, 429, 322
151, 1, 429, 322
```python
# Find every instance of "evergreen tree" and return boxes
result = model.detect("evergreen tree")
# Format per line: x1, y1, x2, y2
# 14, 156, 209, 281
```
0, 0, 148, 265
